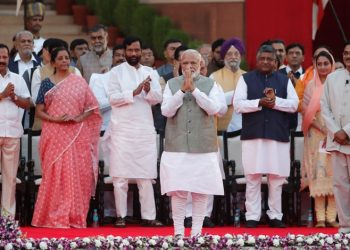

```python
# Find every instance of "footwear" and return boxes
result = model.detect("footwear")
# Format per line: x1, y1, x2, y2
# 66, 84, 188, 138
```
184, 217, 192, 228
125, 216, 141, 224
339, 227, 350, 234
141, 219, 164, 227
103, 216, 116, 224
315, 220, 326, 228
202, 216, 215, 228
326, 221, 339, 228
114, 217, 126, 228
245, 220, 259, 228
269, 219, 286, 228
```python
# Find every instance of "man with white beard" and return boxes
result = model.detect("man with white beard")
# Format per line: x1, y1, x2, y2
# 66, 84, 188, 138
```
77, 24, 112, 82
210, 38, 246, 132
8, 31, 41, 76
161, 49, 224, 237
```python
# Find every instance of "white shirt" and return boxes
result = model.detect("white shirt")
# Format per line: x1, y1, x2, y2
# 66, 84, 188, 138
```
107, 62, 162, 178
33, 37, 45, 54
14, 53, 38, 76
160, 80, 225, 195
0, 70, 30, 138
90, 72, 111, 131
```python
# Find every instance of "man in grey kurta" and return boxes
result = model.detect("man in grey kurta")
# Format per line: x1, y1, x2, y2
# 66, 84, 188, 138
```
321, 41, 350, 234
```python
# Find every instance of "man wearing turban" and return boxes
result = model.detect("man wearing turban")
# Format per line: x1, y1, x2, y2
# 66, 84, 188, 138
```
210, 37, 246, 132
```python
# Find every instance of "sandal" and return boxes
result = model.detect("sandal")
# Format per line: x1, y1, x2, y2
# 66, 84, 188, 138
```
141, 219, 164, 227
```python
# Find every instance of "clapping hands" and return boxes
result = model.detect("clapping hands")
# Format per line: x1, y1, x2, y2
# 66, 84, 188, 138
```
133, 76, 151, 96
259, 87, 276, 108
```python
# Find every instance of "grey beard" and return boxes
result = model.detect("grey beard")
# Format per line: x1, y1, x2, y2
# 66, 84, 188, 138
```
225, 60, 240, 71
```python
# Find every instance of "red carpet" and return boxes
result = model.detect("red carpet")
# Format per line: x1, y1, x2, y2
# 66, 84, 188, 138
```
21, 226, 338, 239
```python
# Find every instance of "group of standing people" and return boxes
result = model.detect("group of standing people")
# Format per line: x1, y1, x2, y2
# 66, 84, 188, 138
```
1, 5, 350, 235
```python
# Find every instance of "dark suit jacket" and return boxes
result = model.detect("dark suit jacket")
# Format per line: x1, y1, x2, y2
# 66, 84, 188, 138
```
8, 53, 41, 75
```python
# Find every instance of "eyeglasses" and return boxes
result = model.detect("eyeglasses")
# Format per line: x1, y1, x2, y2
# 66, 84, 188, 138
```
343, 51, 350, 56
258, 56, 275, 62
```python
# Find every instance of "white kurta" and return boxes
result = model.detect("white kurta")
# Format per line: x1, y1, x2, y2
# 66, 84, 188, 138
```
107, 62, 162, 178
160, 82, 225, 195
233, 76, 299, 177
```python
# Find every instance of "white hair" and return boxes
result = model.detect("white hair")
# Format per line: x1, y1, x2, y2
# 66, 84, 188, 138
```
15, 30, 33, 41
181, 49, 201, 62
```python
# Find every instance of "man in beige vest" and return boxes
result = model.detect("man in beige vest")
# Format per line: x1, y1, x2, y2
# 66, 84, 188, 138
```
160, 49, 224, 237
210, 37, 246, 132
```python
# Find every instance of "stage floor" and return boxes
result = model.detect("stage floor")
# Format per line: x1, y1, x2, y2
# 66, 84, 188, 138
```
21, 225, 338, 239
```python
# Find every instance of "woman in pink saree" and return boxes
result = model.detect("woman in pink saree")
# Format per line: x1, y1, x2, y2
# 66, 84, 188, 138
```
31, 47, 101, 228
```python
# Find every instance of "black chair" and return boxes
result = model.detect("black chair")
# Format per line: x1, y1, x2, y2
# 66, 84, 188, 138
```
26, 128, 42, 225
290, 130, 307, 226
211, 131, 235, 226
226, 130, 297, 225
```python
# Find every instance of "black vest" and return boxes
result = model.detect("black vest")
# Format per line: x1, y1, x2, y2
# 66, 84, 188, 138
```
241, 70, 290, 142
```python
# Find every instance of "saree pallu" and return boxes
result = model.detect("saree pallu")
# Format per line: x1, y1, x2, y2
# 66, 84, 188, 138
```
32, 74, 101, 228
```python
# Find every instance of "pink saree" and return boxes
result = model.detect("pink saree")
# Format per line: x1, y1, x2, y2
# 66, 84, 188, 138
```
32, 74, 102, 228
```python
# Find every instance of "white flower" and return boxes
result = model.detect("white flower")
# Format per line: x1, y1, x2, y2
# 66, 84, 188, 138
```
70, 242, 77, 249
247, 236, 255, 244
224, 233, 233, 239
296, 236, 304, 243
94, 239, 102, 247
258, 235, 266, 240
335, 243, 342, 249
107, 235, 114, 240
273, 239, 280, 247
57, 244, 63, 250
162, 242, 169, 249
237, 238, 245, 247
288, 234, 295, 240
306, 238, 313, 245
326, 237, 334, 244
25, 242, 33, 249
152, 236, 159, 240
343, 239, 349, 245
334, 233, 341, 239
177, 239, 184, 247
4, 243, 13, 250
320, 239, 325, 246
41, 238, 49, 241
83, 237, 91, 244
213, 235, 220, 240
136, 239, 143, 246
97, 236, 105, 241
236, 234, 243, 239
197, 237, 205, 244
148, 239, 156, 246
319, 233, 326, 238
39, 242, 48, 250
107, 240, 114, 247
122, 239, 130, 246
226, 239, 233, 246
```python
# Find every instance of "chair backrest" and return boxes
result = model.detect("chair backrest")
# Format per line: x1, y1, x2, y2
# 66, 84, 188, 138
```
223, 130, 244, 176
22, 129, 42, 176
290, 130, 304, 162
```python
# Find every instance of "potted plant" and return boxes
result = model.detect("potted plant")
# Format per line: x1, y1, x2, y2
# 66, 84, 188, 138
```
72, 0, 88, 26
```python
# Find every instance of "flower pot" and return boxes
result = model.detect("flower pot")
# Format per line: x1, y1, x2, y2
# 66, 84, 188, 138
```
72, 4, 88, 26
56, 0, 73, 15
107, 26, 118, 47
86, 15, 98, 30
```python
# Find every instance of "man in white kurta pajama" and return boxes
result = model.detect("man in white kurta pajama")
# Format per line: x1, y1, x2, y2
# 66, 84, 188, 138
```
160, 50, 224, 237
321, 42, 350, 234
233, 45, 298, 228
107, 37, 163, 227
